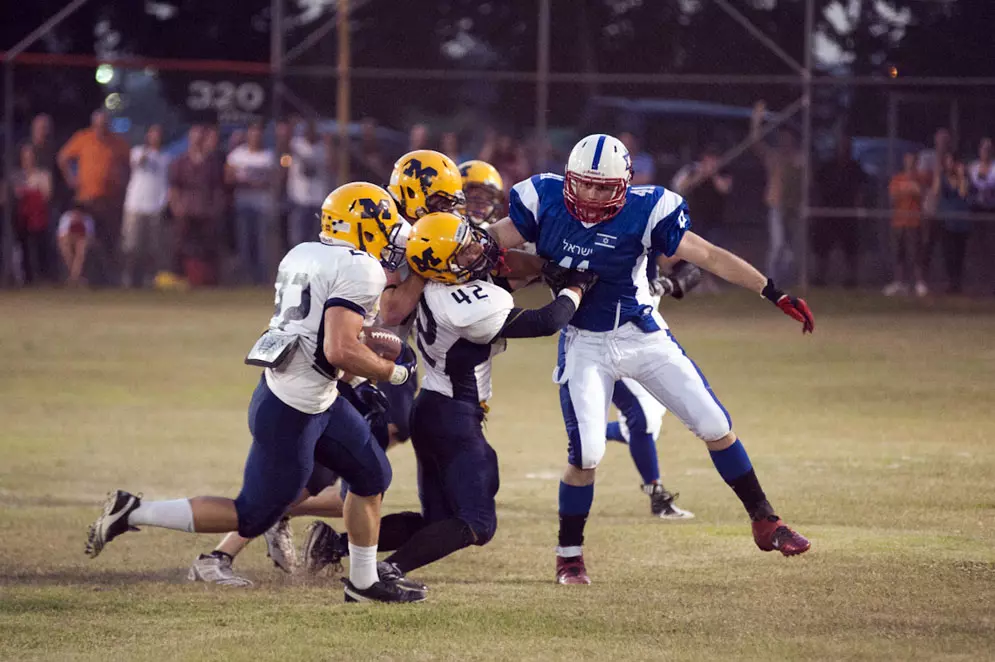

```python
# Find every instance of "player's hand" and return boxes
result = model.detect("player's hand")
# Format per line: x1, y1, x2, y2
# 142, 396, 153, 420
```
762, 279, 814, 334
388, 345, 417, 385
539, 261, 572, 291
562, 269, 598, 296
652, 261, 702, 300
354, 381, 389, 421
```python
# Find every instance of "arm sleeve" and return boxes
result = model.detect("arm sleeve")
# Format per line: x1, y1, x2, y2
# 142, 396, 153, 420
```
507, 175, 543, 243
644, 188, 691, 257
496, 294, 577, 340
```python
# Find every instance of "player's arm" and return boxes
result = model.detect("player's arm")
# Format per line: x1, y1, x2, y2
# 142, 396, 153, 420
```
486, 217, 527, 250
379, 268, 425, 326
323, 307, 410, 385
671, 232, 814, 333
496, 268, 597, 339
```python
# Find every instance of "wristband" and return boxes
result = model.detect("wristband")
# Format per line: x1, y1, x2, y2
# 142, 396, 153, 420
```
557, 288, 582, 309
388, 364, 409, 385
761, 278, 784, 304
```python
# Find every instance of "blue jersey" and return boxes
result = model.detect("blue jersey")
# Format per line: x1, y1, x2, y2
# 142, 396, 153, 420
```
508, 173, 690, 332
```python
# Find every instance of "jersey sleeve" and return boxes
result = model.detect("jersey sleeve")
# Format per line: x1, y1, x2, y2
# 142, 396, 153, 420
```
642, 187, 691, 257
434, 280, 515, 344
507, 175, 545, 244
323, 255, 386, 322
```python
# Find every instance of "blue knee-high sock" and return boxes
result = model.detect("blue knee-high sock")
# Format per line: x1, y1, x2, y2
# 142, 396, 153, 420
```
605, 421, 624, 443
709, 439, 771, 519
627, 431, 661, 485
558, 481, 594, 550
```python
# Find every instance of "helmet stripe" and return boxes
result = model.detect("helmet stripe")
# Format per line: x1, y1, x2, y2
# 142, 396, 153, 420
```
591, 135, 607, 170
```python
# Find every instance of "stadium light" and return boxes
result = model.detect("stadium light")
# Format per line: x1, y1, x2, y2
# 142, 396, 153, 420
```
95, 63, 114, 84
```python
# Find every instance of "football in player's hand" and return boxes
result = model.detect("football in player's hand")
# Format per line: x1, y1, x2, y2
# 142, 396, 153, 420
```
360, 326, 404, 361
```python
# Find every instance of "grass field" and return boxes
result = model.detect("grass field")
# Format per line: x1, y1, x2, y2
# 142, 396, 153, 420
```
1, 287, 994, 661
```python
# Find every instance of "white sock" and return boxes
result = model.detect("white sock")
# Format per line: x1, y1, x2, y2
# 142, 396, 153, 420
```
348, 543, 379, 590
556, 545, 583, 557
127, 499, 194, 532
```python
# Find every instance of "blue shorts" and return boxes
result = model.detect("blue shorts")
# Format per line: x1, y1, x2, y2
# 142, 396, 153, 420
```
410, 389, 499, 544
234, 376, 391, 538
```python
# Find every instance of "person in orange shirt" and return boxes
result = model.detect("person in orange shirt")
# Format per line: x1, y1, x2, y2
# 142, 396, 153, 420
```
883, 151, 927, 297
57, 110, 130, 285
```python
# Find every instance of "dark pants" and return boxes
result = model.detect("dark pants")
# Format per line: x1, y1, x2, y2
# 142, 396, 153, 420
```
410, 389, 499, 544
234, 376, 392, 538
943, 228, 970, 294
380, 347, 418, 442
82, 197, 123, 287
16, 227, 49, 284
811, 217, 859, 287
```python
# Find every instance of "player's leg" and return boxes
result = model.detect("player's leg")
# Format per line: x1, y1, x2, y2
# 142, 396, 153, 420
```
630, 330, 810, 556
384, 392, 497, 575
556, 336, 615, 584
611, 378, 694, 520
312, 396, 424, 602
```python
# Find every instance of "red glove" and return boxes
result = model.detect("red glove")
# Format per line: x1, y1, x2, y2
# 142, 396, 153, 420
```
762, 279, 815, 334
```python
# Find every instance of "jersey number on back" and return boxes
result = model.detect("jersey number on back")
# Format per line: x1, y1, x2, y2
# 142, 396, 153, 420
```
450, 284, 489, 305
273, 271, 311, 330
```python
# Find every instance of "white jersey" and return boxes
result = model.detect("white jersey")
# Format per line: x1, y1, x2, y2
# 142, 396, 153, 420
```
415, 279, 513, 403
255, 240, 385, 414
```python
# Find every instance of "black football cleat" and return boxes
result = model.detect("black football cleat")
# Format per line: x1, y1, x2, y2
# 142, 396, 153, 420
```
343, 578, 427, 603
301, 520, 348, 575
378, 561, 428, 592
85, 490, 142, 558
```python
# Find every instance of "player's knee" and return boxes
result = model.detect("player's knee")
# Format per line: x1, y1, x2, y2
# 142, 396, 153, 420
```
464, 515, 497, 547
344, 441, 393, 497
235, 498, 290, 539
694, 411, 732, 444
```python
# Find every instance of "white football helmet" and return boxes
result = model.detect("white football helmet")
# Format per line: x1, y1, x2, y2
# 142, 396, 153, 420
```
564, 133, 632, 223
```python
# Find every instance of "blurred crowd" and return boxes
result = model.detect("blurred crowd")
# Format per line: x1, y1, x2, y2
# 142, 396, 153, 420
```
2, 105, 993, 296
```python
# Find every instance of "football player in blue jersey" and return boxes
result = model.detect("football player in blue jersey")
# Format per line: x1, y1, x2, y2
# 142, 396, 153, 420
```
465, 158, 696, 520
487, 134, 815, 584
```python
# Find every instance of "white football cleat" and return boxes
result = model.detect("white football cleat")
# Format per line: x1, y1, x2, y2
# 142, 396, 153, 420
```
188, 552, 254, 587
263, 516, 296, 573
644, 484, 695, 520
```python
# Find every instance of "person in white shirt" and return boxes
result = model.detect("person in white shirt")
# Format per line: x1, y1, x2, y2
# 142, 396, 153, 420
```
121, 124, 170, 287
287, 120, 332, 247
226, 122, 276, 284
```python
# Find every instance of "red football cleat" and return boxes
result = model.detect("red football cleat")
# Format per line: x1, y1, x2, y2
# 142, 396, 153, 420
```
556, 555, 591, 584
752, 516, 811, 556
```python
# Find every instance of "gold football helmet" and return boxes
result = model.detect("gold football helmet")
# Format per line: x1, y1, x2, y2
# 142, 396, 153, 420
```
406, 212, 496, 284
458, 160, 505, 227
388, 149, 465, 220
319, 182, 407, 270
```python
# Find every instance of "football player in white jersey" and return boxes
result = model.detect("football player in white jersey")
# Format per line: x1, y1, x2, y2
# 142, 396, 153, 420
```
85, 182, 427, 603
302, 211, 596, 581
487, 133, 815, 584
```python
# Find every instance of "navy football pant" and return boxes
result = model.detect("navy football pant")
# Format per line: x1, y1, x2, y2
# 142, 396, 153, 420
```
410, 389, 499, 545
234, 376, 391, 539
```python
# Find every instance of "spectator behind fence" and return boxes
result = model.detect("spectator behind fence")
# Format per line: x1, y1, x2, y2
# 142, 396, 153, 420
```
287, 120, 332, 247
812, 135, 867, 288
56, 201, 94, 288
440, 131, 466, 165
409, 123, 430, 152
352, 117, 389, 184
672, 144, 732, 293
482, 134, 530, 189
169, 125, 226, 287
121, 124, 170, 288
619, 132, 656, 186
918, 128, 952, 281
883, 152, 927, 297
225, 122, 275, 285
751, 100, 804, 286
4, 144, 53, 284
934, 153, 972, 295
968, 137, 995, 210
57, 109, 130, 285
